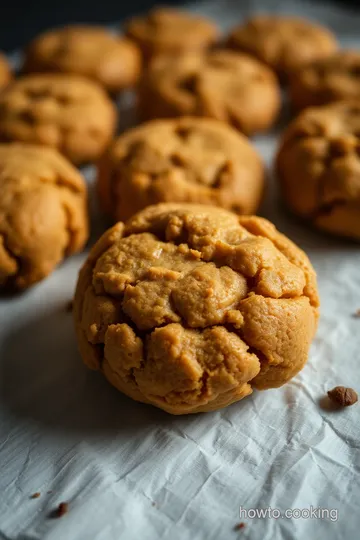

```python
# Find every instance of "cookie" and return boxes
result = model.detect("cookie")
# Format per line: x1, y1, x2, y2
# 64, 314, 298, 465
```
0, 143, 88, 289
227, 15, 337, 80
277, 101, 360, 240
74, 203, 319, 415
289, 50, 360, 111
24, 25, 141, 94
97, 117, 265, 221
139, 50, 281, 135
0, 74, 117, 165
0, 52, 12, 91
125, 7, 218, 61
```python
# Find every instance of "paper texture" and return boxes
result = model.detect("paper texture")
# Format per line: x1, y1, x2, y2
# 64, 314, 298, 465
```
1, 1, 360, 538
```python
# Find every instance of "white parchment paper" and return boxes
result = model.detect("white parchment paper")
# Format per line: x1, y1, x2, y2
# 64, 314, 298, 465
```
1, 1, 360, 539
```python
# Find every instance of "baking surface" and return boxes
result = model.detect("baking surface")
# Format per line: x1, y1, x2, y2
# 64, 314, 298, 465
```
1, 1, 360, 539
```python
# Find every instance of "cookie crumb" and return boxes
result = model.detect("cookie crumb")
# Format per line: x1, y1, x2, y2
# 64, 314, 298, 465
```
47, 490, 53, 494
327, 386, 358, 407
66, 300, 73, 313
353, 309, 360, 318
234, 522, 246, 531
30, 492, 41, 499
51, 502, 69, 518
151, 501, 156, 507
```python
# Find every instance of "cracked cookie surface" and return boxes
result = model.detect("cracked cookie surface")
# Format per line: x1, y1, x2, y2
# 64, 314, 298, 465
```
277, 101, 360, 240
0, 143, 88, 289
97, 117, 265, 221
0, 74, 117, 165
125, 7, 218, 61
289, 50, 360, 110
138, 50, 280, 135
227, 15, 337, 81
24, 25, 141, 94
74, 203, 319, 414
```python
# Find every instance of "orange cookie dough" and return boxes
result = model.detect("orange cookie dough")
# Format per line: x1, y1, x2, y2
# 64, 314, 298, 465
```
227, 15, 337, 80
97, 117, 265, 221
74, 203, 319, 414
289, 50, 360, 111
138, 50, 281, 135
125, 7, 219, 61
24, 25, 141, 94
0, 144, 88, 289
0, 74, 117, 165
277, 101, 360, 240
0, 52, 12, 91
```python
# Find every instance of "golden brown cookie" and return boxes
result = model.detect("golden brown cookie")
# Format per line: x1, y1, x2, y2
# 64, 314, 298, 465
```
0, 74, 117, 165
0, 143, 88, 289
97, 117, 265, 221
24, 25, 141, 94
277, 101, 360, 240
227, 15, 337, 81
0, 53, 12, 91
139, 50, 281, 135
74, 203, 319, 415
125, 7, 219, 61
289, 50, 360, 111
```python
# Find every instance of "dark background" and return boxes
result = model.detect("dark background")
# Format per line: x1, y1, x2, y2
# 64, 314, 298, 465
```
0, 0, 182, 52
0, 0, 358, 52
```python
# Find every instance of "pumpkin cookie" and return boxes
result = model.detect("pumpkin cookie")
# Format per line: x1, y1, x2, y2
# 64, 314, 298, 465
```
277, 101, 360, 240
139, 50, 280, 135
0, 74, 117, 165
227, 15, 337, 80
24, 25, 141, 94
0, 143, 88, 289
97, 117, 265, 221
125, 7, 218, 61
74, 203, 319, 414
0, 53, 12, 91
289, 50, 360, 111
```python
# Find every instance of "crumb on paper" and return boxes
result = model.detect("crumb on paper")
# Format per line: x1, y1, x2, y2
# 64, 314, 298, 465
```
234, 522, 246, 531
327, 386, 358, 407
66, 300, 73, 313
30, 492, 41, 499
353, 309, 360, 318
152, 501, 156, 507
51, 502, 69, 518
47, 490, 53, 494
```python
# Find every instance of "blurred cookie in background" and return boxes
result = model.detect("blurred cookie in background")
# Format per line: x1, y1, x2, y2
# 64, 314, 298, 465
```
0, 144, 88, 290
23, 25, 141, 94
0, 74, 117, 165
227, 15, 337, 81
289, 50, 360, 110
277, 101, 360, 240
97, 117, 265, 222
125, 7, 219, 61
138, 50, 281, 135
0, 52, 12, 91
